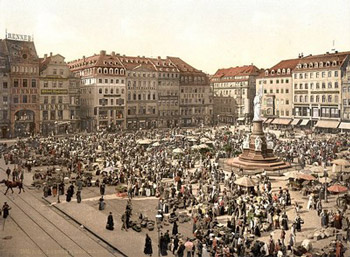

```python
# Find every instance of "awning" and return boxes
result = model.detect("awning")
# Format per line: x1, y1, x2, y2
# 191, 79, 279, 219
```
265, 118, 274, 124
271, 118, 292, 125
237, 117, 245, 121
291, 119, 300, 126
315, 120, 340, 129
300, 119, 310, 126
339, 122, 350, 130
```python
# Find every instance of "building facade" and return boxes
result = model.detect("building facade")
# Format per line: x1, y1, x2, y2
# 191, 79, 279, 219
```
68, 51, 126, 131
342, 61, 350, 120
39, 53, 80, 136
169, 57, 213, 127
211, 65, 259, 124
213, 93, 237, 124
257, 59, 299, 119
292, 52, 350, 126
2, 38, 40, 137
0, 40, 10, 138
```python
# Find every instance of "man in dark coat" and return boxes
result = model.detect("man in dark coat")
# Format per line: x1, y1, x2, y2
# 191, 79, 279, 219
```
2, 202, 11, 219
144, 234, 153, 256
106, 212, 114, 230
160, 233, 168, 256
172, 221, 178, 236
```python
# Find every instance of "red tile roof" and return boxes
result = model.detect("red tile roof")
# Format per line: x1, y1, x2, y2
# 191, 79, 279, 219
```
257, 58, 299, 78
212, 65, 260, 79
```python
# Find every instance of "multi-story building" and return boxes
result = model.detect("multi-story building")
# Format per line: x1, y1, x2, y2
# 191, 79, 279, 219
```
292, 51, 350, 128
213, 93, 237, 124
39, 53, 80, 135
0, 40, 10, 138
257, 59, 299, 125
211, 65, 260, 124
169, 57, 213, 127
150, 57, 180, 128
68, 51, 126, 131
120, 56, 158, 129
2, 36, 40, 137
342, 61, 350, 121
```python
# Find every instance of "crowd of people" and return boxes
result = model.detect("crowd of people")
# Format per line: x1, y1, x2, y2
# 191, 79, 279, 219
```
1, 126, 350, 256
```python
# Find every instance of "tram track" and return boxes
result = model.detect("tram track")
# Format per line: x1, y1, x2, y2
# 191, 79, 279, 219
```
0, 185, 122, 257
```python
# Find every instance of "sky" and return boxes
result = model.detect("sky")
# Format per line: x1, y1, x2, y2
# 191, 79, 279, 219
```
1, 0, 350, 74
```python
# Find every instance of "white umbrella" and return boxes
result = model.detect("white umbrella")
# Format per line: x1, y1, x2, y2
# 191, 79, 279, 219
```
198, 144, 209, 149
234, 176, 256, 187
136, 139, 152, 145
173, 148, 184, 154
152, 142, 160, 147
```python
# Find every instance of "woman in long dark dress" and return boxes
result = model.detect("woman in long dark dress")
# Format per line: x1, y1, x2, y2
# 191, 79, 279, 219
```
144, 234, 153, 256
160, 234, 168, 256
172, 221, 178, 235
106, 212, 114, 230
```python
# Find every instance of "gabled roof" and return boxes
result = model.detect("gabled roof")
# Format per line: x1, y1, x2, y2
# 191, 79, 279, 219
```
212, 65, 260, 79
258, 59, 299, 78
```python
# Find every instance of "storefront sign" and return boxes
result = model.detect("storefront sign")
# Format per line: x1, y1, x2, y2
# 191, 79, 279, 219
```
6, 32, 33, 42
41, 89, 68, 95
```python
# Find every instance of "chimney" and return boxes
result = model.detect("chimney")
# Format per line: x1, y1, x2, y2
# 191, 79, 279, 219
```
100, 50, 106, 56
83, 56, 85, 60
50, 52, 52, 57
158, 56, 161, 59
44, 54, 47, 59
111, 51, 115, 56
116, 53, 120, 56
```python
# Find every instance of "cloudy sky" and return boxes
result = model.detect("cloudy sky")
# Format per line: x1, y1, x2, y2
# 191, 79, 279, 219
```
1, 0, 349, 74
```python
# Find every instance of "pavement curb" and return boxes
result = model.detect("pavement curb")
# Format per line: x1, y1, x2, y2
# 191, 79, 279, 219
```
41, 197, 128, 257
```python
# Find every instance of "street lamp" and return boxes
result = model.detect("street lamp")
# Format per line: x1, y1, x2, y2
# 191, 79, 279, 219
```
155, 213, 162, 257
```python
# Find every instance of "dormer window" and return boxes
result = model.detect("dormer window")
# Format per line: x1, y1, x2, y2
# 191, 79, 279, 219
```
314, 62, 318, 68
303, 63, 308, 68
109, 68, 113, 74
97, 68, 102, 74
115, 68, 119, 75
277, 69, 281, 74
287, 68, 291, 74
271, 70, 275, 75
104, 68, 108, 74
120, 69, 125, 75
319, 62, 323, 67
282, 69, 285, 74
326, 61, 330, 67
332, 61, 337, 66
309, 63, 313, 68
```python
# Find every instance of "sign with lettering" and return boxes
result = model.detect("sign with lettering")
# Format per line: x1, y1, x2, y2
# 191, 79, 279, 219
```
41, 89, 68, 95
6, 32, 32, 42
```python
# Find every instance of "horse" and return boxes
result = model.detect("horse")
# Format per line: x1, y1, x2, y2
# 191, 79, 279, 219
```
0, 179, 25, 195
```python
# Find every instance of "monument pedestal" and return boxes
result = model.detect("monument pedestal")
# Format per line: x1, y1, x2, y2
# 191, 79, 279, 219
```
226, 120, 290, 171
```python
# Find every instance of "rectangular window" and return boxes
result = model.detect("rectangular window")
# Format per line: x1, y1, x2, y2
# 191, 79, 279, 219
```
52, 82, 57, 88
58, 82, 63, 88
44, 81, 48, 88
43, 111, 48, 120
58, 96, 63, 104
22, 95, 28, 103
328, 71, 332, 77
32, 95, 36, 103
32, 79, 36, 87
105, 79, 108, 83
3, 82, 8, 89
322, 72, 325, 78
3, 96, 8, 104
23, 79, 28, 87
99, 79, 102, 83
334, 71, 338, 77
58, 110, 63, 120
59, 69, 64, 75
53, 69, 57, 75
50, 110, 55, 120
51, 96, 56, 104
13, 96, 18, 104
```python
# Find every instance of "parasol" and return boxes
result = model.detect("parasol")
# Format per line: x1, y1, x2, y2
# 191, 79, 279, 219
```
173, 148, 184, 154
136, 139, 152, 145
234, 176, 256, 187
298, 173, 316, 181
309, 166, 325, 173
327, 184, 348, 193
331, 159, 350, 166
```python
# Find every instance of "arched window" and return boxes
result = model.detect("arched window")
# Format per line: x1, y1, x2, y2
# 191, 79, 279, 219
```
109, 68, 113, 74
265, 70, 269, 76
282, 69, 285, 74
316, 83, 320, 89
271, 70, 275, 75
319, 62, 323, 67
299, 95, 303, 102
332, 61, 337, 66
303, 63, 308, 68
287, 68, 291, 74
277, 69, 281, 74
103, 68, 108, 74
316, 95, 320, 102
309, 63, 313, 68
322, 95, 326, 102
310, 95, 314, 102
305, 95, 308, 102
120, 69, 125, 75
326, 61, 330, 67
314, 62, 318, 68
328, 95, 332, 102
115, 68, 119, 75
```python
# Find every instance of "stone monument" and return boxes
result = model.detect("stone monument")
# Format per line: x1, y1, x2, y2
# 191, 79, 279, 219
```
226, 86, 290, 171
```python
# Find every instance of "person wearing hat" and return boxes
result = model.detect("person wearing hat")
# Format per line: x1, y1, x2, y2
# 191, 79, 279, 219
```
177, 241, 185, 257
106, 212, 114, 230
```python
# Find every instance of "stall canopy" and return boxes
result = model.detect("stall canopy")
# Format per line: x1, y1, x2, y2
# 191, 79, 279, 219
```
315, 120, 340, 129
300, 119, 310, 126
291, 119, 301, 126
265, 118, 274, 124
271, 118, 292, 125
339, 122, 350, 130
237, 117, 245, 121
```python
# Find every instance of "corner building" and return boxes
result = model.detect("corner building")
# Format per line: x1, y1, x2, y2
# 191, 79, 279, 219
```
0, 40, 11, 138
68, 51, 126, 131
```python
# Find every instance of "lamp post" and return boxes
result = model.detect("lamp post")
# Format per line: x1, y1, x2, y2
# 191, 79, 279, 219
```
155, 213, 162, 257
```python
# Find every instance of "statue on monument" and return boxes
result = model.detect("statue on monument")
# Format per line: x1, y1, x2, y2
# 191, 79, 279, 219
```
243, 134, 250, 149
253, 85, 263, 121
255, 136, 262, 151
